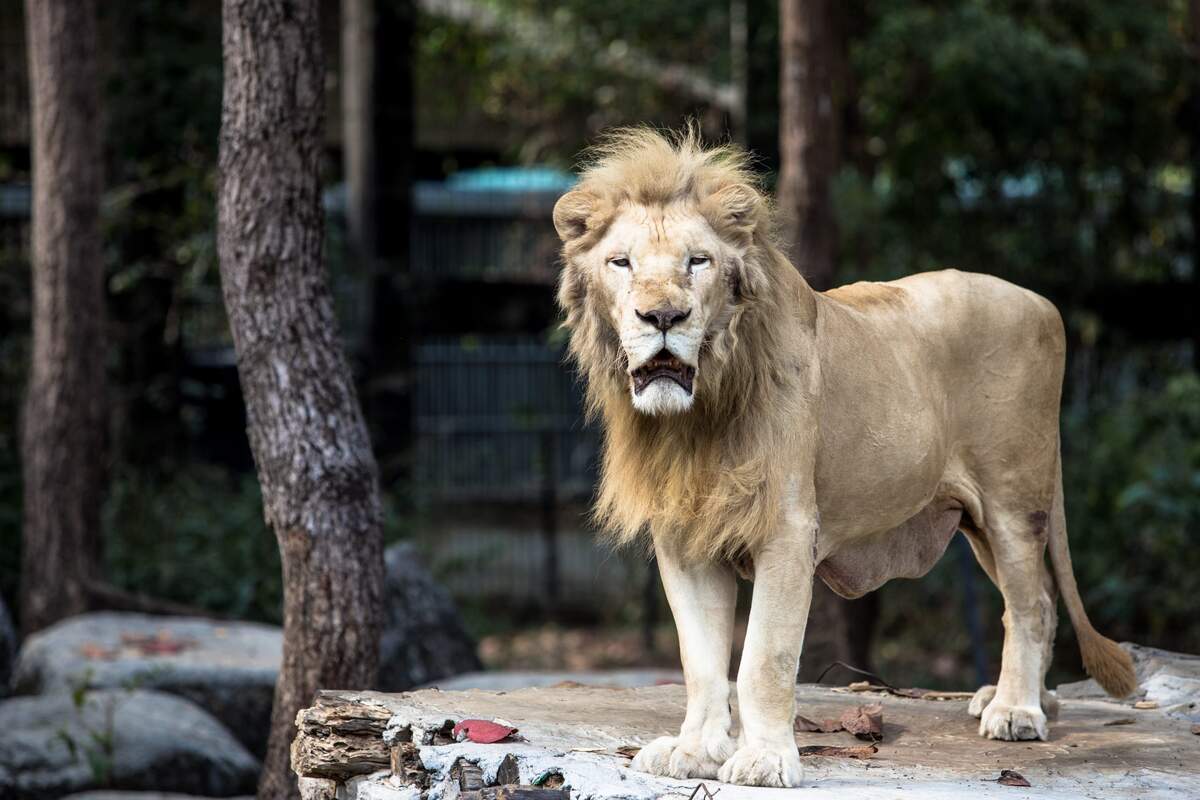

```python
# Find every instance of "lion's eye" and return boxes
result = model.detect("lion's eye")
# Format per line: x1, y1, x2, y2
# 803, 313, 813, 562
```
688, 255, 710, 269
608, 257, 631, 269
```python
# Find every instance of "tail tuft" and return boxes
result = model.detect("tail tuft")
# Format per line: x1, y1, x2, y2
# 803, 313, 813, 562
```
1078, 629, 1137, 698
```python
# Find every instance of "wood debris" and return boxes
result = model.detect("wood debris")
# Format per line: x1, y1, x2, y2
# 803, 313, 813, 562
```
797, 744, 878, 759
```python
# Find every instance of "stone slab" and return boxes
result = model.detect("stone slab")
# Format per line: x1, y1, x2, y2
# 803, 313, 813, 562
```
320, 683, 1200, 800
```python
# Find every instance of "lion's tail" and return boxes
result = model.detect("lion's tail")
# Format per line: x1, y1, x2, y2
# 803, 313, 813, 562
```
1047, 451, 1137, 698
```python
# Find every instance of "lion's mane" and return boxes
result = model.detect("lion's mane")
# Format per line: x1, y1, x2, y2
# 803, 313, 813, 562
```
557, 128, 817, 563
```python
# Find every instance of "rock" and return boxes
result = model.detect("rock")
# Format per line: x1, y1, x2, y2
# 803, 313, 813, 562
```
378, 542, 481, 691
63, 794, 254, 800
1057, 643, 1200, 722
0, 595, 16, 695
0, 689, 258, 798
12, 612, 279, 757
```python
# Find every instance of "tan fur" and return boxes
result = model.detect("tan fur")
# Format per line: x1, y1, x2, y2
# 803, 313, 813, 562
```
555, 130, 1135, 783
822, 281, 907, 311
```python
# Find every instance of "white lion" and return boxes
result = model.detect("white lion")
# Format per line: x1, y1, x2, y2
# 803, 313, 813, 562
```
552, 128, 1136, 788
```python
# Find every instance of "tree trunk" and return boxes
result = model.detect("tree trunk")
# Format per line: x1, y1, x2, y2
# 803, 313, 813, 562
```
20, 0, 106, 635
217, 3, 385, 798
777, 0, 839, 291
1188, 0, 1200, 370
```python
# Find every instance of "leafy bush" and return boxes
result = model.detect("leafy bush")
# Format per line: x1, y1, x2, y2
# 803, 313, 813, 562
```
1063, 368, 1200, 653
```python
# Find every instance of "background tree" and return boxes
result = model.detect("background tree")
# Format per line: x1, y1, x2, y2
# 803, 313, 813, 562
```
217, 1, 385, 797
19, 0, 106, 635
777, 0, 840, 290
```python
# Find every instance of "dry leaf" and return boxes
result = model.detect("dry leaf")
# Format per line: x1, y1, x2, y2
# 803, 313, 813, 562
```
79, 643, 115, 660
847, 681, 872, 692
841, 704, 883, 741
1133, 700, 1159, 710
1191, 724, 1199, 736
797, 744, 877, 759
997, 769, 1031, 787
794, 715, 842, 733
1103, 718, 1136, 726
452, 719, 518, 744
615, 745, 640, 759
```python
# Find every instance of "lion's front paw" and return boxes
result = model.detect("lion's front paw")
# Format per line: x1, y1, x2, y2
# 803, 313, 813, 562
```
716, 742, 803, 788
979, 702, 1048, 741
630, 729, 736, 780
970, 686, 1059, 722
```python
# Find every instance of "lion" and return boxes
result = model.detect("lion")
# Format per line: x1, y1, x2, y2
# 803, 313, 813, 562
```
552, 128, 1137, 788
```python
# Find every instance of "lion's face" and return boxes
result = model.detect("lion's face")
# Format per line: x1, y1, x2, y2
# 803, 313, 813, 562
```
565, 200, 750, 415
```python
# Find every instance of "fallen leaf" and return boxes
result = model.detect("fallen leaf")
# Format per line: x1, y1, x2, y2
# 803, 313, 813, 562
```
1133, 700, 1159, 710
452, 719, 518, 744
797, 744, 877, 759
1191, 724, 1199, 736
847, 681, 872, 692
119, 632, 194, 656
78, 643, 115, 660
615, 745, 640, 759
1103, 718, 1136, 726
794, 714, 842, 733
996, 769, 1031, 787
841, 704, 883, 741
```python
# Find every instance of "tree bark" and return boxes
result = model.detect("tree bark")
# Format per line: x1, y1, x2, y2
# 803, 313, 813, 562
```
20, 0, 106, 635
777, 0, 840, 290
217, 2, 385, 798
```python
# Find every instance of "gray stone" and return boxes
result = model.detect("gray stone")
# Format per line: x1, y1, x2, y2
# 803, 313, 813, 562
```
63, 794, 254, 800
0, 689, 258, 798
1056, 642, 1200, 722
303, 682, 1200, 800
0, 595, 16, 695
423, 668, 682, 691
378, 542, 480, 691
12, 612, 279, 757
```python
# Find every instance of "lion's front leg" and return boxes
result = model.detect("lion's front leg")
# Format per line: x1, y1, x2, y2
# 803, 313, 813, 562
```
718, 509, 816, 789
630, 539, 737, 780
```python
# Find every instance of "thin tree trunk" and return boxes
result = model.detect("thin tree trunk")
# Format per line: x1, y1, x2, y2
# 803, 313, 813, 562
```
777, 0, 839, 290
20, 0, 106, 635
217, 3, 385, 797
1188, 0, 1200, 370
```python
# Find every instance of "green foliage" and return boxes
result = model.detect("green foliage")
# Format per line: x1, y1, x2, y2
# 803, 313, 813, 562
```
1063, 367, 1200, 652
102, 465, 282, 623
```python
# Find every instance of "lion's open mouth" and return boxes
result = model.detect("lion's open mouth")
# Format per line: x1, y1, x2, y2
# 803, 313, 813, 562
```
631, 350, 696, 395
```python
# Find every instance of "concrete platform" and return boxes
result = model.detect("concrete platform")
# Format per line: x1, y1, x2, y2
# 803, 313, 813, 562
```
294, 680, 1200, 800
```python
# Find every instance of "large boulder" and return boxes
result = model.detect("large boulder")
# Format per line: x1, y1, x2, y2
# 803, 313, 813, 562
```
63, 794, 254, 800
11, 613, 278, 756
378, 542, 481, 691
0, 689, 258, 798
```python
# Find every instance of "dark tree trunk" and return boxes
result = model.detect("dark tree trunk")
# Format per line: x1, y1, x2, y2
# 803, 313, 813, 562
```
217, 2, 385, 798
777, 0, 839, 291
1188, 0, 1200, 369
20, 0, 106, 635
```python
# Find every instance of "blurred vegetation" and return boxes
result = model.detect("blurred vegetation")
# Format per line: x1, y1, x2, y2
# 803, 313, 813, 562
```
0, 0, 1196, 679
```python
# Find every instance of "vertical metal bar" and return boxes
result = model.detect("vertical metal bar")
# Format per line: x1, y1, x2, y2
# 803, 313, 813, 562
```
540, 429, 560, 607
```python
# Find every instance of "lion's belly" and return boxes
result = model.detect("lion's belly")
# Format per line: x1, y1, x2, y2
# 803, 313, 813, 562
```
815, 504, 962, 599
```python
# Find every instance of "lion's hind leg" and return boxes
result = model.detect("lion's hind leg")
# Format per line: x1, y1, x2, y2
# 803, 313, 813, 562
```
960, 526, 1060, 724
969, 506, 1058, 741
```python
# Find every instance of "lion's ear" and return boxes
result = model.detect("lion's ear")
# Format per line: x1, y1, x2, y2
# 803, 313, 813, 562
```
553, 189, 599, 242
704, 183, 763, 240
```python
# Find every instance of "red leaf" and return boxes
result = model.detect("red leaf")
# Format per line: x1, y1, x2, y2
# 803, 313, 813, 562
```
452, 719, 518, 744
841, 704, 883, 741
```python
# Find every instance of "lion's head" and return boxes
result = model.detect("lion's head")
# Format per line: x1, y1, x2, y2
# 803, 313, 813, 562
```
552, 129, 813, 561
553, 127, 776, 419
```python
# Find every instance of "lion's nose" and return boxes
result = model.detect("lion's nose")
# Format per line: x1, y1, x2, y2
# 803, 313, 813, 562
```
636, 306, 691, 332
